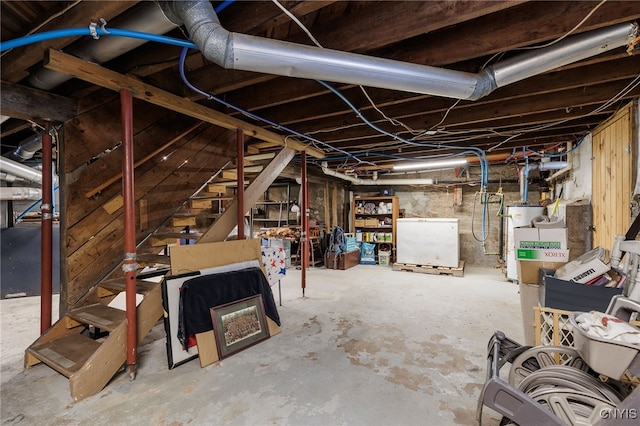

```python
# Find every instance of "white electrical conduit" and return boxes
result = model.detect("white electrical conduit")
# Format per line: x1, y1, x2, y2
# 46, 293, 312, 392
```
0, 156, 58, 186
0, 187, 42, 200
321, 162, 435, 185
161, 0, 637, 100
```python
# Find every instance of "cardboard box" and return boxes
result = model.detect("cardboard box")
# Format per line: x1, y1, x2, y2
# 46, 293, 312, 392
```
354, 219, 365, 227
514, 227, 569, 262
517, 260, 567, 284
538, 268, 622, 312
326, 250, 361, 270
364, 219, 379, 227
554, 247, 610, 283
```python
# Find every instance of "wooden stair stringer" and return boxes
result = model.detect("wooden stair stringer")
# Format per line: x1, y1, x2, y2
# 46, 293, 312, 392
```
68, 321, 126, 401
24, 279, 164, 401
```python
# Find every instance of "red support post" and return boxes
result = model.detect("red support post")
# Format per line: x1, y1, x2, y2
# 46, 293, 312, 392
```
40, 124, 53, 334
120, 89, 138, 379
236, 129, 245, 240
301, 151, 308, 297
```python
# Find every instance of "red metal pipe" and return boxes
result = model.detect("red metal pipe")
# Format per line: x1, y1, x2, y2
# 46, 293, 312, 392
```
301, 151, 307, 296
236, 129, 245, 239
40, 124, 53, 334
120, 89, 138, 379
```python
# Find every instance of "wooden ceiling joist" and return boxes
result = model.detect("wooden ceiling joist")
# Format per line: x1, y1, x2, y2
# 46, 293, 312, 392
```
43, 49, 325, 159
0, 80, 77, 123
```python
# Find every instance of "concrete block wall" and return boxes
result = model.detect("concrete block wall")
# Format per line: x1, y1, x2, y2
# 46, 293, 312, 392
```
353, 165, 540, 268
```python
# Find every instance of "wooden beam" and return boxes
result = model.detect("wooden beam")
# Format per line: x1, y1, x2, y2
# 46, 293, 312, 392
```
43, 49, 325, 159
0, 81, 77, 123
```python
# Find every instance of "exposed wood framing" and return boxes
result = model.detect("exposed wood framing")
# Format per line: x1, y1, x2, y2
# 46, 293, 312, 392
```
592, 102, 635, 248
43, 49, 325, 158
198, 148, 297, 244
0, 81, 77, 123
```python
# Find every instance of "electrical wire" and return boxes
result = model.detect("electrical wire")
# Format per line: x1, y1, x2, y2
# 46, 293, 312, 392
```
316, 79, 490, 188
178, 46, 381, 170
515, 0, 608, 50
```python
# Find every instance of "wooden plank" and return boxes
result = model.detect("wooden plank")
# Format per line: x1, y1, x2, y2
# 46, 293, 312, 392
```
208, 184, 228, 193
195, 332, 220, 368
0, 81, 77, 123
67, 304, 125, 332
190, 199, 212, 209
64, 115, 204, 224
132, 281, 163, 342
392, 260, 465, 277
139, 198, 148, 231
246, 145, 260, 154
28, 333, 102, 378
62, 97, 169, 174
244, 153, 276, 163
102, 195, 123, 215
222, 166, 264, 179
69, 323, 126, 401
324, 182, 330, 230
170, 239, 262, 275
85, 121, 203, 198
44, 50, 324, 159
172, 216, 196, 227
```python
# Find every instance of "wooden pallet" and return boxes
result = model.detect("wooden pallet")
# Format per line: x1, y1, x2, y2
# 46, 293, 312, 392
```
392, 260, 465, 277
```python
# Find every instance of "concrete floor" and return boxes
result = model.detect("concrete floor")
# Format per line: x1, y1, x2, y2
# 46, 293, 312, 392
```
1, 265, 523, 425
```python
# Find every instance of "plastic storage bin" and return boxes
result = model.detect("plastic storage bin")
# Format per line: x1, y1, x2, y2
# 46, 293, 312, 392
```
569, 312, 640, 379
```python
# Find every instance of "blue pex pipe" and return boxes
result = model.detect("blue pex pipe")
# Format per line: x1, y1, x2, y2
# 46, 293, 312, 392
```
1, 28, 198, 52
1, 0, 235, 52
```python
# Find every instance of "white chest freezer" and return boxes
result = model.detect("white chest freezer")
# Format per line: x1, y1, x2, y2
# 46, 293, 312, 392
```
396, 218, 459, 267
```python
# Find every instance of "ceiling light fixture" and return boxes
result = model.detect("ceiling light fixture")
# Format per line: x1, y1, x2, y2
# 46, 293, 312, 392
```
392, 158, 468, 171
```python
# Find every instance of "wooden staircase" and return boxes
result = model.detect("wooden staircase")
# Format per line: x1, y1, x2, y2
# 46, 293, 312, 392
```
24, 278, 163, 401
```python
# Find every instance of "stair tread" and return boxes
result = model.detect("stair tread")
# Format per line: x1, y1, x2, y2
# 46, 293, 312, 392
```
99, 279, 160, 294
190, 196, 234, 201
68, 304, 125, 332
28, 333, 101, 377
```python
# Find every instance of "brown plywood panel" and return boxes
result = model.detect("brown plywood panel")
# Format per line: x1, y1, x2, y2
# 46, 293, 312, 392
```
170, 239, 262, 275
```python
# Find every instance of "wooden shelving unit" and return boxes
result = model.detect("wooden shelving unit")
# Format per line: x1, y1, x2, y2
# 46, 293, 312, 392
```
351, 195, 398, 262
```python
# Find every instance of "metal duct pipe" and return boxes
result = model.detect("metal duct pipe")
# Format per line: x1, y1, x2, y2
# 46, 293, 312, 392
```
0, 156, 58, 185
528, 161, 569, 171
162, 0, 637, 100
321, 162, 435, 185
0, 172, 28, 183
0, 186, 42, 200
28, 2, 178, 90
7, 133, 42, 161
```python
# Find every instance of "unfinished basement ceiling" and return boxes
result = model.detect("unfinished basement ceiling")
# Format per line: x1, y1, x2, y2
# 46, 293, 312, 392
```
1, 0, 639, 174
